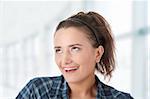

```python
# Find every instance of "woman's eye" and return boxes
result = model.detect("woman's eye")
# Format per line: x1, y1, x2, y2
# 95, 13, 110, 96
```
71, 47, 80, 52
55, 49, 63, 54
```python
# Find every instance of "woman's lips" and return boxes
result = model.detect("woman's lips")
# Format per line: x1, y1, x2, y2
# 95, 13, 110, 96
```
63, 66, 79, 72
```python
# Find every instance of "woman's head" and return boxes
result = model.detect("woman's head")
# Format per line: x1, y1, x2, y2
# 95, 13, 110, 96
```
54, 11, 115, 81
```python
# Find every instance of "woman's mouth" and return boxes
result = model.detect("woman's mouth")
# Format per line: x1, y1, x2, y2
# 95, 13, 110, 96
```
63, 66, 79, 72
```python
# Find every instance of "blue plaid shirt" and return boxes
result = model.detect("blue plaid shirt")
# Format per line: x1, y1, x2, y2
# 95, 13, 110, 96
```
16, 75, 133, 99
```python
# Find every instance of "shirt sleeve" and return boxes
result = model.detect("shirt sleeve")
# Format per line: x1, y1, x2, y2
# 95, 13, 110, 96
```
16, 79, 37, 99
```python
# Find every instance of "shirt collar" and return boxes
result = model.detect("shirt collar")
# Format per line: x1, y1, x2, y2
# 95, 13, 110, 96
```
60, 75, 121, 98
60, 75, 104, 98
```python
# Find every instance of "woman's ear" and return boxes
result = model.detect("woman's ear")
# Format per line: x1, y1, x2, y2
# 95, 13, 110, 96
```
96, 45, 104, 63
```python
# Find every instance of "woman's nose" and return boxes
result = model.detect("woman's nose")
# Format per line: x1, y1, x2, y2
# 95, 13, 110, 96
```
61, 51, 72, 65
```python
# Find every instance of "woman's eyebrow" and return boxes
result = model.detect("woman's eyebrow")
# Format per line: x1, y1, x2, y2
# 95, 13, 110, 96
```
54, 46, 61, 49
54, 44, 83, 49
68, 44, 83, 47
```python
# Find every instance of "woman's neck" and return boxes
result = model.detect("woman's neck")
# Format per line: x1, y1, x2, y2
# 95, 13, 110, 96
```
68, 74, 97, 98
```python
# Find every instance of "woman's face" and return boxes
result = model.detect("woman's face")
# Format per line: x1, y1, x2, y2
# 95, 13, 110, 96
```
54, 27, 102, 83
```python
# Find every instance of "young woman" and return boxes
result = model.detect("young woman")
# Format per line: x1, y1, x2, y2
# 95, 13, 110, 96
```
16, 11, 133, 99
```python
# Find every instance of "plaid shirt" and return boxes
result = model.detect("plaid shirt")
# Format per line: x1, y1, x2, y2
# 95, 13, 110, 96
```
16, 75, 133, 99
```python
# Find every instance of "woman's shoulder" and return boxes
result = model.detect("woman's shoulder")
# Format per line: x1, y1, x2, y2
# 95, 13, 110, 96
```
95, 75, 133, 99
29, 75, 63, 86
16, 75, 65, 99
26, 75, 66, 91
99, 81, 134, 99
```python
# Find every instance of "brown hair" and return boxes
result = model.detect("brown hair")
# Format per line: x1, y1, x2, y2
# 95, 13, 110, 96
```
55, 11, 115, 79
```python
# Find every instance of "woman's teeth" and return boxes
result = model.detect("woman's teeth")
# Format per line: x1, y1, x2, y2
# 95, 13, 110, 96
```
64, 67, 78, 72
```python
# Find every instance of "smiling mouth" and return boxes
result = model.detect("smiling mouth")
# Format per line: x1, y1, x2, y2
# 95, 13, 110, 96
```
63, 66, 79, 72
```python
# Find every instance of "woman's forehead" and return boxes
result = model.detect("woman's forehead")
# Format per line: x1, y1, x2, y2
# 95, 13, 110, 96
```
54, 27, 89, 40
54, 27, 92, 47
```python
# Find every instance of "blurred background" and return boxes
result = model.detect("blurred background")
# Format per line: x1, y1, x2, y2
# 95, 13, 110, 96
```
0, 0, 149, 98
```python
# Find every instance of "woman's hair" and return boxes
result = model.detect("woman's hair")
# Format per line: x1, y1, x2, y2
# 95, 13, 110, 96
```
55, 11, 115, 79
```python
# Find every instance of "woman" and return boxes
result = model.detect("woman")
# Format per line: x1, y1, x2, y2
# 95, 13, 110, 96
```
16, 11, 133, 99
